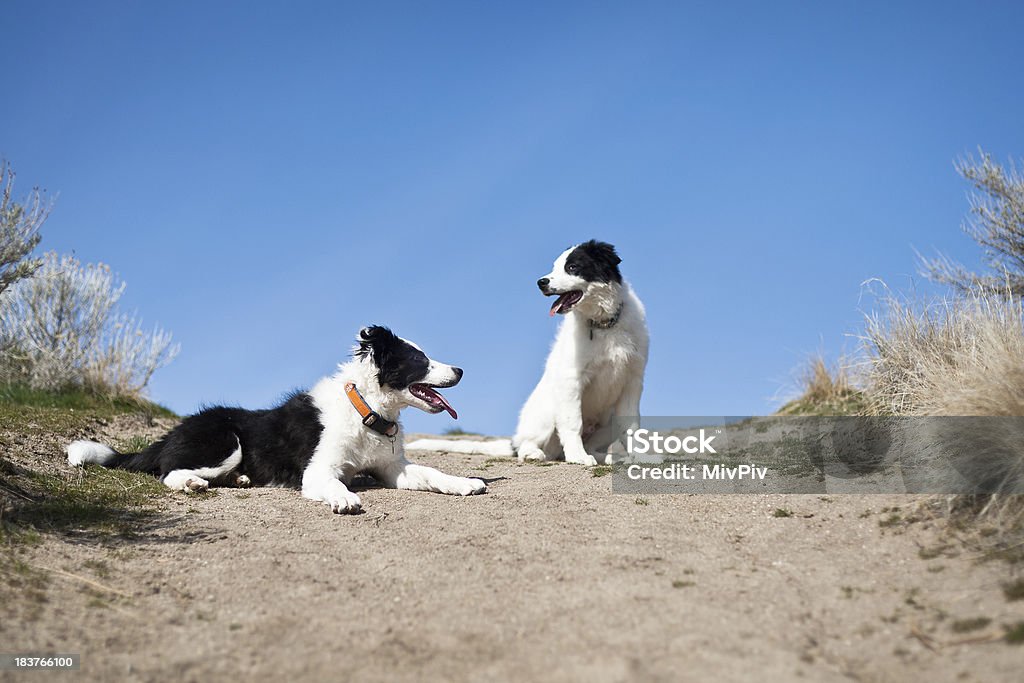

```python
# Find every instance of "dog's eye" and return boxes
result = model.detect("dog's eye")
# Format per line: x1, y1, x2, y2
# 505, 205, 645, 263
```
566, 264, 578, 274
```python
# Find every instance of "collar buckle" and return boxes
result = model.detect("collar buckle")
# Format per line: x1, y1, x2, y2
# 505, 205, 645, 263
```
345, 382, 398, 438
589, 302, 624, 334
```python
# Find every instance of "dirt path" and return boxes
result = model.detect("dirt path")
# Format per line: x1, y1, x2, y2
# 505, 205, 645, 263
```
2, 438, 1023, 682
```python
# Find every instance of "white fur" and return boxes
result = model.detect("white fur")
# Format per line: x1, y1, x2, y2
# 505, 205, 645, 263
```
422, 245, 649, 465
162, 437, 243, 493
163, 470, 212, 492
514, 272, 648, 465
66, 440, 117, 466
300, 344, 486, 513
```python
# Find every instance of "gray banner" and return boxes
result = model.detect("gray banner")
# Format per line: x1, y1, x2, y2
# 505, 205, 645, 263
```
608, 416, 1024, 494
0, 653, 80, 670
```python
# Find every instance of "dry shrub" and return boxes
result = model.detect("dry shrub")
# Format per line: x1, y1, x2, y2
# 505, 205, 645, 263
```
0, 252, 179, 397
861, 285, 1024, 542
862, 287, 1024, 417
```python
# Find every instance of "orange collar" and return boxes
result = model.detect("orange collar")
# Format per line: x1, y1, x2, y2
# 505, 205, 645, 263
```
344, 382, 398, 437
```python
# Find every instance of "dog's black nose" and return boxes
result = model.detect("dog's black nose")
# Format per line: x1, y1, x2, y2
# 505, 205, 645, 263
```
537, 277, 550, 291
452, 367, 464, 381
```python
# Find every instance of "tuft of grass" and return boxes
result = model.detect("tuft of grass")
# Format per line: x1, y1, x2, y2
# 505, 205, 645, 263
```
951, 617, 992, 634
591, 465, 612, 478
777, 355, 868, 416
918, 543, 952, 560
879, 513, 903, 528
116, 435, 153, 454
0, 389, 173, 545
671, 580, 695, 589
0, 383, 176, 419
634, 496, 649, 506
0, 555, 51, 621
1002, 578, 1024, 602
82, 558, 111, 580
773, 508, 794, 518
1005, 621, 1024, 644
2, 465, 167, 539
443, 427, 481, 437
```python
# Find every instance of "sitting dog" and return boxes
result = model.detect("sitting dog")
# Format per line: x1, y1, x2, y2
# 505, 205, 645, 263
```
67, 326, 486, 513
409, 240, 648, 465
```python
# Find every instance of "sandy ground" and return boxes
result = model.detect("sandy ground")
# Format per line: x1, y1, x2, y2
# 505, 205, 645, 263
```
2, 427, 1023, 682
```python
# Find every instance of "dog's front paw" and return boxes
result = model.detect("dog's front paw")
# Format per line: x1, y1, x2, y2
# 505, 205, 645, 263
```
517, 443, 546, 462
325, 489, 362, 514
565, 453, 598, 466
452, 477, 487, 496
304, 484, 362, 514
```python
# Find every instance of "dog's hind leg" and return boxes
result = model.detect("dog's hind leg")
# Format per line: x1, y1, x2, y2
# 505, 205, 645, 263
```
161, 436, 243, 494
162, 470, 212, 493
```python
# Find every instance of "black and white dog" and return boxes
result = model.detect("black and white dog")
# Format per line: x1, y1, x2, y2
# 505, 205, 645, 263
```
410, 240, 649, 465
67, 326, 486, 514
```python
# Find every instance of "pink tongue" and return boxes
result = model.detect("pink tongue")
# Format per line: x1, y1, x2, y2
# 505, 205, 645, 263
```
549, 295, 564, 317
434, 391, 458, 420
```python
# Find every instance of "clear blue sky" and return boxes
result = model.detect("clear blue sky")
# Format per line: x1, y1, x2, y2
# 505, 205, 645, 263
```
3, 1, 1023, 434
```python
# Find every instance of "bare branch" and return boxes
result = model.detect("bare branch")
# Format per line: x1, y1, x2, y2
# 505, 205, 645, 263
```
919, 149, 1024, 297
0, 161, 51, 295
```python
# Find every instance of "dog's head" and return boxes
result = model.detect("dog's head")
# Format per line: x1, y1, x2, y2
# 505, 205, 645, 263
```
537, 240, 622, 316
355, 326, 462, 418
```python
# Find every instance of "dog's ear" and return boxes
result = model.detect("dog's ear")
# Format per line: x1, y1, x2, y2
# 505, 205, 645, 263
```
583, 240, 621, 268
568, 240, 622, 283
355, 326, 427, 388
355, 325, 398, 367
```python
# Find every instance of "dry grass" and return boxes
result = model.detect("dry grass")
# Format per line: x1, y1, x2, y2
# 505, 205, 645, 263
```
861, 287, 1024, 547
783, 287, 1024, 547
777, 354, 868, 416
861, 288, 1024, 417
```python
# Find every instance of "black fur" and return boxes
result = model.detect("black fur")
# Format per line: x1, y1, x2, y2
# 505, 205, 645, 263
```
105, 392, 323, 488
564, 240, 622, 283
355, 325, 430, 389
101, 325, 430, 489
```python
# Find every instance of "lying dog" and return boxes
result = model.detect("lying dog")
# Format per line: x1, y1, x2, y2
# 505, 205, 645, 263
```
409, 240, 648, 465
67, 326, 486, 513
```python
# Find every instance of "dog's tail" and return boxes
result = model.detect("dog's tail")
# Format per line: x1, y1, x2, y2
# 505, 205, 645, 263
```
406, 438, 514, 457
66, 440, 163, 475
